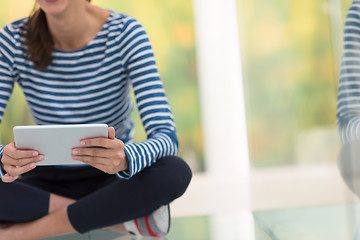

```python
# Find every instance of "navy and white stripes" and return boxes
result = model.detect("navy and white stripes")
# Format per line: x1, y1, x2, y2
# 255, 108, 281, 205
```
337, 0, 360, 144
0, 11, 178, 179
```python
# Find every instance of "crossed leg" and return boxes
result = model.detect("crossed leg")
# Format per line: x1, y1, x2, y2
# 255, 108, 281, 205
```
0, 193, 129, 240
0, 156, 192, 239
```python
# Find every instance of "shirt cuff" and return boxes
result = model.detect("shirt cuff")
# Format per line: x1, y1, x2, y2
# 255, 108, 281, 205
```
0, 145, 6, 177
115, 144, 134, 180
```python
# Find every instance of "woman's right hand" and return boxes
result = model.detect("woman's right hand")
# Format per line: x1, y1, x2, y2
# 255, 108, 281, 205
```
1, 141, 44, 183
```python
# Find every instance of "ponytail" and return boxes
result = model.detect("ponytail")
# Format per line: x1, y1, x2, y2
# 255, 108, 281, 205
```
26, 8, 53, 70
26, 0, 92, 70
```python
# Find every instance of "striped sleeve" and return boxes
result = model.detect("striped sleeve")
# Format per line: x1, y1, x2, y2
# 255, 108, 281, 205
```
0, 25, 16, 176
116, 17, 178, 179
0, 146, 5, 177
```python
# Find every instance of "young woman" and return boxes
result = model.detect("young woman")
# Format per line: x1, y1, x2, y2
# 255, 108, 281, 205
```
0, 0, 192, 239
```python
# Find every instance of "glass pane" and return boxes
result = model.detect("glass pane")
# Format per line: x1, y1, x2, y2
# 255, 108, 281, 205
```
236, 0, 352, 168
237, 0, 360, 239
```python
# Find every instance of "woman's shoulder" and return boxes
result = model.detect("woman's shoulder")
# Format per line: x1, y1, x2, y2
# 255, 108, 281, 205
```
0, 17, 27, 38
0, 18, 28, 52
0, 18, 27, 62
107, 11, 144, 32
108, 11, 135, 23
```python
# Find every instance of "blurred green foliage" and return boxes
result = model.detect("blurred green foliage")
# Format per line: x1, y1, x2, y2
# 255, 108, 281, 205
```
237, 0, 353, 167
0, 0, 204, 171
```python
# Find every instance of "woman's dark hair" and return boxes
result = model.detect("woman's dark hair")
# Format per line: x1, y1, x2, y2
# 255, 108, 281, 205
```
26, 0, 91, 70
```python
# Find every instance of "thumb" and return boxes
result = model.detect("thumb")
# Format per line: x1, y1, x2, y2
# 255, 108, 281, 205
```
2, 174, 18, 183
108, 126, 115, 140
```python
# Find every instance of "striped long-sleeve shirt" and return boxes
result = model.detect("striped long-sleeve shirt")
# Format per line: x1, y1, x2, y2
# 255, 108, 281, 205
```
337, 0, 360, 144
0, 11, 178, 179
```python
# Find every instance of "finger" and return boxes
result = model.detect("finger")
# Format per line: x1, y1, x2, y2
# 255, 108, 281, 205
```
1, 174, 18, 183
72, 147, 115, 159
4, 154, 44, 167
4, 162, 36, 177
5, 142, 39, 159
79, 137, 119, 149
72, 154, 111, 165
108, 127, 115, 140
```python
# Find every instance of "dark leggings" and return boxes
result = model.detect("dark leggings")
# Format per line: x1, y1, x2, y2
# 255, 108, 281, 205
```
0, 156, 192, 233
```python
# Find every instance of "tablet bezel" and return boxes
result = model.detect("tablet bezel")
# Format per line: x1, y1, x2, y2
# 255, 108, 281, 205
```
13, 124, 108, 166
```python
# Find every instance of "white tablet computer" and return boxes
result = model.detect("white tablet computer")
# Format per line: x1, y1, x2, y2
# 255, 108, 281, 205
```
13, 124, 108, 166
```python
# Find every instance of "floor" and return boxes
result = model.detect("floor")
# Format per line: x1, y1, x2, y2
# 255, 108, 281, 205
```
39, 202, 360, 240
43, 213, 262, 240
43, 215, 210, 240
253, 203, 360, 240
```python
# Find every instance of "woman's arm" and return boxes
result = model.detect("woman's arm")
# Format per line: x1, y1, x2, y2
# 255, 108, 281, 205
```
119, 17, 178, 179
0, 23, 43, 182
0, 25, 16, 178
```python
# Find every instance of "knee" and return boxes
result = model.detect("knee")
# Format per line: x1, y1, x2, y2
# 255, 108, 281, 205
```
133, 156, 192, 203
158, 156, 192, 200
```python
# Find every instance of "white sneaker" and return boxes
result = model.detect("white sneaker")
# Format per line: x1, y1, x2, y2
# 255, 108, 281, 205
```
124, 205, 170, 237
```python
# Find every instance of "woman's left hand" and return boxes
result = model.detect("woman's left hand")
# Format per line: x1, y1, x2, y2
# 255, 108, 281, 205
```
72, 127, 129, 174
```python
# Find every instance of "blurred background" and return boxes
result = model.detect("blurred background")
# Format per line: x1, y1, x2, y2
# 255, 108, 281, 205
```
0, 0, 359, 239
238, 0, 350, 168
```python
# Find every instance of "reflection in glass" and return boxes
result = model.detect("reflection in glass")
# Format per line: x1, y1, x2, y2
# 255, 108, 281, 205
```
337, 1, 360, 240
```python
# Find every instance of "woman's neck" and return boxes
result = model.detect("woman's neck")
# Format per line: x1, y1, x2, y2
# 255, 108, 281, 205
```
46, 2, 109, 51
